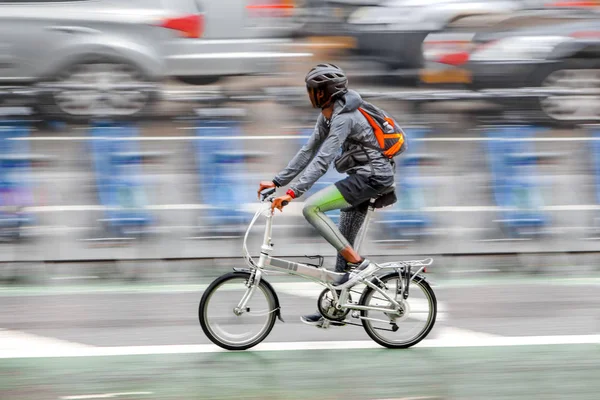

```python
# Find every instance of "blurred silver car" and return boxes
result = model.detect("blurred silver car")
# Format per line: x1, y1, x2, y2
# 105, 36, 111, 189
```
346, 0, 549, 70
292, 0, 386, 36
423, 7, 600, 124
0, 0, 304, 119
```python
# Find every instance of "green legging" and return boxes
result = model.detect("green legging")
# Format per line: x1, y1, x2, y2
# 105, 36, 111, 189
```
302, 185, 367, 272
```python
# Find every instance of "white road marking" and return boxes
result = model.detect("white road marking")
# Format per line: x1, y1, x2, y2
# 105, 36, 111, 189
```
432, 327, 500, 346
2, 334, 600, 359
425, 333, 600, 348
0, 329, 93, 356
546, 205, 600, 211
60, 392, 153, 400
372, 397, 440, 400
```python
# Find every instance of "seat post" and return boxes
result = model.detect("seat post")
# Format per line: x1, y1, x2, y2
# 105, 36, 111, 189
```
354, 198, 377, 255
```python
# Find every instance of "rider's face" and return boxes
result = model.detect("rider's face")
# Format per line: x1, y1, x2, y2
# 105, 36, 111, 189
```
307, 86, 326, 109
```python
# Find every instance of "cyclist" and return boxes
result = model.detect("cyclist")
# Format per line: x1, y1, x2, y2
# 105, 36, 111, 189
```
258, 63, 396, 326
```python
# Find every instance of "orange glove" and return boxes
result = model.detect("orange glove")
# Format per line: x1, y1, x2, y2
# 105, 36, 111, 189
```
271, 195, 293, 213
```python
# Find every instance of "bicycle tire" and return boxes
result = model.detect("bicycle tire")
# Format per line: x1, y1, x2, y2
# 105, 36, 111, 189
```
359, 272, 437, 349
199, 271, 278, 351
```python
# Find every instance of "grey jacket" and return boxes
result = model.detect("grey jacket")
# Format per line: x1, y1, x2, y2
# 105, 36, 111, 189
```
273, 90, 395, 198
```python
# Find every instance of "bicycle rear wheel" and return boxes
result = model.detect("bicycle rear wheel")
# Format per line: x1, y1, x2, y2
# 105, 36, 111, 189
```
359, 272, 436, 349
199, 272, 278, 351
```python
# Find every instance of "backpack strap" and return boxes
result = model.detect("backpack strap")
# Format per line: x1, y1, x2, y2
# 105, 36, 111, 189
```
347, 137, 384, 153
357, 108, 385, 148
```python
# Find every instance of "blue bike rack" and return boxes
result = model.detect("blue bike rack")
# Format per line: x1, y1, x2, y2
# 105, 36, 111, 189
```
88, 120, 153, 237
378, 126, 433, 238
194, 110, 254, 231
592, 128, 600, 207
0, 111, 35, 237
484, 124, 549, 238
583, 125, 600, 232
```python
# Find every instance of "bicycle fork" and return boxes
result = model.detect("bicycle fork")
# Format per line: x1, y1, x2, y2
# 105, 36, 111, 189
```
234, 268, 263, 316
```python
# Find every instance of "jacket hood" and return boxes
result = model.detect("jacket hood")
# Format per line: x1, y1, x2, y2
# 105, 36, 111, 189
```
335, 90, 362, 115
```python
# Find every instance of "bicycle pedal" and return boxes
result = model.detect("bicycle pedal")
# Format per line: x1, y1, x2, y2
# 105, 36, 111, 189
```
317, 319, 346, 329
317, 319, 331, 329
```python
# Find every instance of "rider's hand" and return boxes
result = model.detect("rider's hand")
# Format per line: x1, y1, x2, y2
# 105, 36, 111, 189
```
257, 181, 276, 199
271, 195, 293, 213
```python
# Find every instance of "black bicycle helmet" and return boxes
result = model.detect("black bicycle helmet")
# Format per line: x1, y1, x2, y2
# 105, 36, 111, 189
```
305, 63, 348, 109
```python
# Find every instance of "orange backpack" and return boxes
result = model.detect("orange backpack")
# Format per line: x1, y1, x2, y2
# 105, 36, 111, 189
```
357, 102, 407, 158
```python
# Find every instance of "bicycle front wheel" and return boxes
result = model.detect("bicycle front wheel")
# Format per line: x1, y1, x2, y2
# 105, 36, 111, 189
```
359, 272, 436, 349
199, 272, 278, 350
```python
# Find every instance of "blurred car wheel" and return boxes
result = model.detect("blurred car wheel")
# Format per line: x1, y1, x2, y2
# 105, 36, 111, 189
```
530, 59, 600, 125
39, 57, 158, 122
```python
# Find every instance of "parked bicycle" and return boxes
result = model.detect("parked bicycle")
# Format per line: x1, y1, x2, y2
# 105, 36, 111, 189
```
198, 188, 437, 350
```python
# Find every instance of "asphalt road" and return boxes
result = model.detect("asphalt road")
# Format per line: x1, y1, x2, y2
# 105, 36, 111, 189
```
2, 276, 600, 346
1, 273, 599, 399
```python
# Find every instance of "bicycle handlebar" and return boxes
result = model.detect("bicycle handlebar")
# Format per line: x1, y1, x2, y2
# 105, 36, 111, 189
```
260, 187, 276, 202
259, 187, 289, 207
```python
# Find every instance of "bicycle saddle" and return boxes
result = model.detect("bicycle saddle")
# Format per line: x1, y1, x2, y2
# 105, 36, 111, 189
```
372, 185, 397, 209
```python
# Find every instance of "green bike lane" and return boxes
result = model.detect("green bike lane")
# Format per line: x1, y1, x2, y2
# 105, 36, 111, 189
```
2, 344, 599, 400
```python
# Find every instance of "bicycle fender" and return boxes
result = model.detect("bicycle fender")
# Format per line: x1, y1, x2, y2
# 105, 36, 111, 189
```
260, 277, 284, 323
231, 269, 284, 323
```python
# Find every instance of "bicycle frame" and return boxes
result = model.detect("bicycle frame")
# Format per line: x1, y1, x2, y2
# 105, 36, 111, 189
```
235, 192, 433, 319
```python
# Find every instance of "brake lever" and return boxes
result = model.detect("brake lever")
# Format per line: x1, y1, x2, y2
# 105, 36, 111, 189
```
260, 188, 276, 202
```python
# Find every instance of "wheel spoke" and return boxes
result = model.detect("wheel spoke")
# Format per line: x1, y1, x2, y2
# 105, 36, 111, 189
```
360, 275, 436, 348
199, 274, 277, 350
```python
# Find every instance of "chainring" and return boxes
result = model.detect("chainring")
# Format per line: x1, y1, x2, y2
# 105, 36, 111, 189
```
317, 288, 351, 321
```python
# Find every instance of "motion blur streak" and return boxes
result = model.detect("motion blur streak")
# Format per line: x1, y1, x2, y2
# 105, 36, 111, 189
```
1, 1, 600, 399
